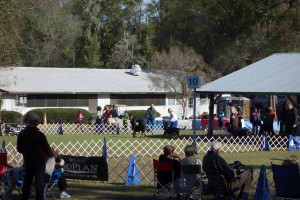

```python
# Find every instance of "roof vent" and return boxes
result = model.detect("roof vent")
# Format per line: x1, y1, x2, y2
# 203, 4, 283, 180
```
131, 64, 141, 76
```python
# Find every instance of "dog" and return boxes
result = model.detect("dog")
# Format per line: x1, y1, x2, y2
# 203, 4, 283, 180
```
162, 120, 185, 139
130, 116, 146, 138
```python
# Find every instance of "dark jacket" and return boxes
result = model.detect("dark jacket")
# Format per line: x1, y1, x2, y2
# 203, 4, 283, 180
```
202, 150, 235, 182
111, 108, 118, 118
158, 155, 181, 186
17, 126, 53, 165
146, 107, 156, 120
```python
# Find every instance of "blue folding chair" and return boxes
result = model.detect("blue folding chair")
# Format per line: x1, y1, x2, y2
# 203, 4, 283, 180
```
45, 170, 63, 199
271, 158, 300, 199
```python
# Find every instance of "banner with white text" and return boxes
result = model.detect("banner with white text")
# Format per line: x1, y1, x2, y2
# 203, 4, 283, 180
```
60, 155, 108, 181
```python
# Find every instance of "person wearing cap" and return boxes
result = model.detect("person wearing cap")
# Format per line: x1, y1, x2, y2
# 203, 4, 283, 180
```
17, 113, 53, 200
202, 141, 252, 200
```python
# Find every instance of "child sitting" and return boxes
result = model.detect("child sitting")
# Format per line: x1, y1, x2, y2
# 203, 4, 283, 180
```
54, 157, 70, 199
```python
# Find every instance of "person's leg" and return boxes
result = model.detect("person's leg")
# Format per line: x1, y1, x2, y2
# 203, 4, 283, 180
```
58, 174, 68, 192
22, 167, 35, 200
34, 164, 46, 200
231, 170, 252, 194
149, 119, 154, 134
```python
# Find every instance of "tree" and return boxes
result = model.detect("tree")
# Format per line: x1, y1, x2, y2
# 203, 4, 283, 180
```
0, 0, 82, 67
107, 34, 145, 68
149, 46, 221, 118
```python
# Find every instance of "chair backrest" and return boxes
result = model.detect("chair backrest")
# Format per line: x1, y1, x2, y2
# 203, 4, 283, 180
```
153, 159, 174, 188
207, 174, 230, 195
153, 159, 173, 172
271, 158, 300, 197
181, 165, 201, 175
0, 153, 8, 166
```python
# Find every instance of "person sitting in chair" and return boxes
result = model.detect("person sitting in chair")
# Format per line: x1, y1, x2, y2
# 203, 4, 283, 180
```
158, 145, 181, 197
53, 157, 70, 199
202, 141, 252, 200
180, 145, 203, 189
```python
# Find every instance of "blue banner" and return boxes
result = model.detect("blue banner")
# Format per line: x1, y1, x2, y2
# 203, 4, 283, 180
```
288, 135, 300, 151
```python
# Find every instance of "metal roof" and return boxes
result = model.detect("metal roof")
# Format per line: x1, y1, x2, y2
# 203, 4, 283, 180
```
197, 53, 300, 95
0, 67, 166, 94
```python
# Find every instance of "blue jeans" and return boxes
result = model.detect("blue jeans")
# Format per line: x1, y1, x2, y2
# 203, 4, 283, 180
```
147, 119, 155, 132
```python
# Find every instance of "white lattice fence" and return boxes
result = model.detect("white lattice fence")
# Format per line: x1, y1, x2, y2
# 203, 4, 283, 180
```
6, 135, 285, 188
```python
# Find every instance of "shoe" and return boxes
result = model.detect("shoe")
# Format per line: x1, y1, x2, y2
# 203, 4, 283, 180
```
60, 191, 70, 199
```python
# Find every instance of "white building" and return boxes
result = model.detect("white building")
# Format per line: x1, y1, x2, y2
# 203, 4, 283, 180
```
0, 67, 210, 118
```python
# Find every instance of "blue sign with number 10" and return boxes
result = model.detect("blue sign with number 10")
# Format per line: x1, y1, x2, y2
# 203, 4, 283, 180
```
187, 76, 201, 88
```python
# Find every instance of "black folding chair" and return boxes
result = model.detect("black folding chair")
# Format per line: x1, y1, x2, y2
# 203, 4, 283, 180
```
153, 159, 174, 199
206, 174, 238, 200
271, 158, 300, 199
181, 164, 203, 200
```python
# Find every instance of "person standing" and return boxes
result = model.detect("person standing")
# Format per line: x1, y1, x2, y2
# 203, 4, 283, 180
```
17, 113, 53, 200
285, 101, 298, 136
267, 107, 276, 136
146, 104, 156, 133
230, 106, 239, 129
218, 110, 225, 128
76, 110, 84, 132
111, 105, 119, 134
277, 103, 287, 136
250, 107, 259, 134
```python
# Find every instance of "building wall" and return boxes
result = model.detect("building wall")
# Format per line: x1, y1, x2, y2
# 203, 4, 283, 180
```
1, 93, 212, 118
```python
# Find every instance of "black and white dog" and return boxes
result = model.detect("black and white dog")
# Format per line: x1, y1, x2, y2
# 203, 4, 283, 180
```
130, 116, 146, 138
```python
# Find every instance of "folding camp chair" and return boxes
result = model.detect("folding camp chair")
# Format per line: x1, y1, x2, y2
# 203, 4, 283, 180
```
153, 159, 175, 199
271, 158, 300, 199
206, 174, 238, 200
45, 170, 63, 199
0, 152, 13, 195
180, 164, 203, 200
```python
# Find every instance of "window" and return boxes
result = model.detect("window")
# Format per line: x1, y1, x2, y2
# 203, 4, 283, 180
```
15, 95, 27, 106
110, 94, 166, 106
27, 94, 96, 107
188, 98, 194, 108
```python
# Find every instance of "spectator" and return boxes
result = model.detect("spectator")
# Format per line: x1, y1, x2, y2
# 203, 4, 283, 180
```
111, 105, 119, 122
250, 107, 259, 134
218, 110, 225, 128
285, 101, 298, 136
76, 110, 84, 132
3, 166, 25, 200
282, 155, 298, 166
54, 157, 70, 198
102, 106, 111, 125
107, 114, 116, 133
277, 103, 287, 136
230, 106, 239, 129
95, 106, 103, 133
180, 145, 203, 189
202, 141, 252, 200
158, 145, 181, 197
267, 107, 276, 136
123, 111, 129, 130
17, 113, 53, 200
146, 104, 156, 133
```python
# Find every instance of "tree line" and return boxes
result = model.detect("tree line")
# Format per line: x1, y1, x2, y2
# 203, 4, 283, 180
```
1, 0, 299, 80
